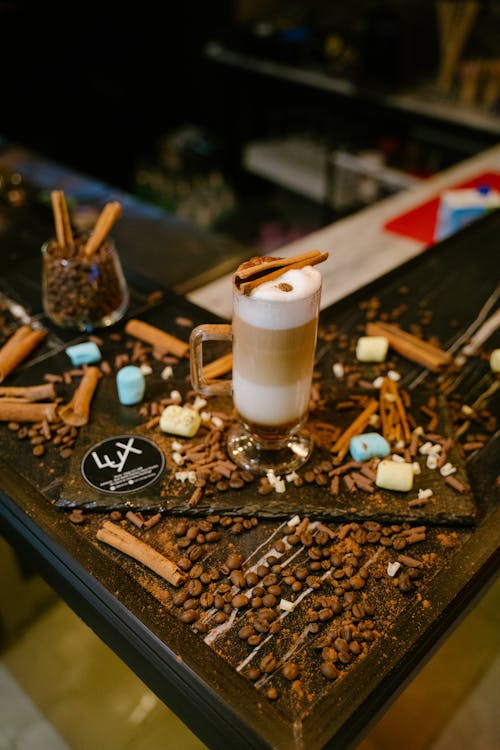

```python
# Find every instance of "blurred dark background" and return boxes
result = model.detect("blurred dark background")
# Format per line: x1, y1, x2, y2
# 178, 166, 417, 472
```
2, 0, 500, 248
1, 1, 234, 188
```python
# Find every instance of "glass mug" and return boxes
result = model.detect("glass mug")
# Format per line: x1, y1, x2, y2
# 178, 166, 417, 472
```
41, 234, 129, 331
190, 265, 322, 474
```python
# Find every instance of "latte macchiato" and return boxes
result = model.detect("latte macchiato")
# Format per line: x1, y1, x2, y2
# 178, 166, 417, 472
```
232, 267, 321, 436
189, 252, 326, 473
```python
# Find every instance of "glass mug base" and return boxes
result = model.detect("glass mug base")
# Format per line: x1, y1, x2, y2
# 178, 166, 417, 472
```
226, 421, 314, 475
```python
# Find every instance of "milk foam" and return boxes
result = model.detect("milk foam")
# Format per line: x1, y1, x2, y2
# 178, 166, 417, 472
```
235, 266, 322, 330
233, 371, 311, 426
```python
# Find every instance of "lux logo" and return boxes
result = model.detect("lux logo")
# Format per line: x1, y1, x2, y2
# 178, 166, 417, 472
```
91, 437, 142, 473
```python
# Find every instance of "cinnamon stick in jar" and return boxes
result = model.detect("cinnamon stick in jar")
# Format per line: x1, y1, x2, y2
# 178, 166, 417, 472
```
83, 201, 122, 258
0, 325, 47, 383
50, 189, 74, 250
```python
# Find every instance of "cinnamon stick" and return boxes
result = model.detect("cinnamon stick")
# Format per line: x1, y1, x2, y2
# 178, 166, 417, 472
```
83, 201, 122, 258
379, 377, 411, 445
51, 190, 66, 248
97, 521, 185, 587
58, 366, 101, 426
235, 250, 329, 295
0, 383, 56, 402
330, 398, 379, 462
125, 319, 189, 358
51, 189, 75, 250
202, 352, 233, 380
0, 401, 59, 422
236, 250, 323, 281
366, 321, 452, 372
0, 325, 47, 383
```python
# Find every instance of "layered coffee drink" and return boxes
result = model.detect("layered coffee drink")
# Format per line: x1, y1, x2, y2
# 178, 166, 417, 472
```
189, 249, 326, 473
232, 266, 321, 443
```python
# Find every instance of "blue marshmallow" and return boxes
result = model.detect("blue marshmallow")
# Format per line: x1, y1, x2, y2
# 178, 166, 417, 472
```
349, 432, 390, 462
66, 341, 101, 366
116, 365, 145, 405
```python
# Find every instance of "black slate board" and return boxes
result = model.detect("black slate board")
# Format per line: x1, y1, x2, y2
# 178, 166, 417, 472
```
57, 365, 478, 525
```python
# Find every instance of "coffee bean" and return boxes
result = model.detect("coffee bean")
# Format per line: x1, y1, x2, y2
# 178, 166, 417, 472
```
262, 573, 278, 586
186, 579, 203, 597
203, 531, 221, 544
226, 552, 243, 570
320, 661, 339, 680
267, 585, 282, 597
245, 571, 259, 586
318, 608, 334, 622
349, 574, 366, 590
295, 566, 308, 581
179, 609, 198, 624
199, 592, 214, 608
254, 619, 270, 634
232, 593, 249, 609
230, 570, 245, 588
282, 663, 300, 680
260, 654, 277, 673
188, 545, 203, 561
177, 557, 192, 572
238, 625, 255, 641
321, 646, 338, 662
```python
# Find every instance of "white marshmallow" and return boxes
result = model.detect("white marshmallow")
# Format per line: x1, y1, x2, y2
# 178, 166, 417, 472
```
375, 459, 414, 491
356, 336, 389, 363
490, 349, 500, 372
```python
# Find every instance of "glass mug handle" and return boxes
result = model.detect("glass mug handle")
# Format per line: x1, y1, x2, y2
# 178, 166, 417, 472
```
189, 324, 232, 396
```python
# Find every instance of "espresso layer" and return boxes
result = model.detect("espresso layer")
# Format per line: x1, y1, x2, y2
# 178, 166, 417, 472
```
232, 316, 318, 386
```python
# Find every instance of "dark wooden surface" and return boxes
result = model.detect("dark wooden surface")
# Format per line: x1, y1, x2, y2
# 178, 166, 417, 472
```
0, 155, 499, 750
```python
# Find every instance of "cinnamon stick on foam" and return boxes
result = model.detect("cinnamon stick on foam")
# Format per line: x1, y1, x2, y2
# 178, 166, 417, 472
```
0, 325, 47, 383
58, 366, 101, 426
83, 201, 122, 258
234, 249, 329, 295
97, 521, 185, 587
125, 319, 189, 358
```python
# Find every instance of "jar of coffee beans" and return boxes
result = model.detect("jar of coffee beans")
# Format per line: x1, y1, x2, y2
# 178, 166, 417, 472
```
41, 233, 129, 331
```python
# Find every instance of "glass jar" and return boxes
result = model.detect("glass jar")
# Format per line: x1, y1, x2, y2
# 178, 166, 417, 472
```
41, 234, 129, 331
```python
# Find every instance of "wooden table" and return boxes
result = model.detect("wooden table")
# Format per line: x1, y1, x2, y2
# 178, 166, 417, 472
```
0, 143, 498, 750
